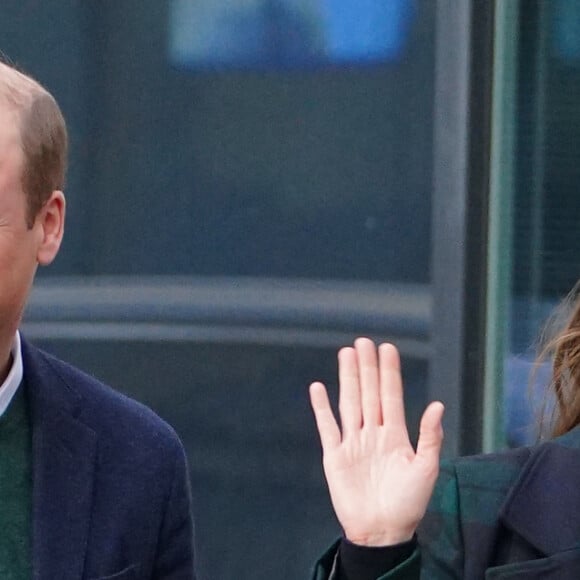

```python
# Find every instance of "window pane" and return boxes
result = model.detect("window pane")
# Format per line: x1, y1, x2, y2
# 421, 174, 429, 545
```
169, 0, 416, 69
1, 1, 435, 282
497, 0, 580, 447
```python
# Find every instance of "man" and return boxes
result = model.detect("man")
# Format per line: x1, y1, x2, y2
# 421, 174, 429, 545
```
0, 62, 195, 578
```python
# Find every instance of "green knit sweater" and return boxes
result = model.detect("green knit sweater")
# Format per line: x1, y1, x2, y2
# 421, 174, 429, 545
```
0, 386, 32, 579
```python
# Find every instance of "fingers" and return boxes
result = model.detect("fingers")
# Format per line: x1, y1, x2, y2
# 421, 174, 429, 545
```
338, 347, 362, 436
378, 343, 410, 444
416, 401, 445, 467
309, 382, 341, 452
355, 338, 382, 426
338, 340, 406, 434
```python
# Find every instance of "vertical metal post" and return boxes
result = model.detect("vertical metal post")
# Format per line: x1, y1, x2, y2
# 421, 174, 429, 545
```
483, 0, 519, 452
528, 0, 549, 325
430, 0, 495, 456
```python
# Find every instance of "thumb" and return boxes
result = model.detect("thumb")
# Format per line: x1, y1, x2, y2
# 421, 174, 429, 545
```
309, 382, 341, 453
416, 401, 444, 466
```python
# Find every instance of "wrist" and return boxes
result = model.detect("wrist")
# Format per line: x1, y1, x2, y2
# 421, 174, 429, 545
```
344, 528, 415, 548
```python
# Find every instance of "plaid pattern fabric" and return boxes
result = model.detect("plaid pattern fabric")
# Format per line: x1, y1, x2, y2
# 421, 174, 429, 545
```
312, 426, 580, 579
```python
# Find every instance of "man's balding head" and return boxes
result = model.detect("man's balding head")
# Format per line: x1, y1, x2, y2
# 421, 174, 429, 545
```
0, 61, 67, 226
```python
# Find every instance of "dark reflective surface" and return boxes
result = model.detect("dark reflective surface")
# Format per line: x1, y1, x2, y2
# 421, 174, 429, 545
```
1, 0, 435, 282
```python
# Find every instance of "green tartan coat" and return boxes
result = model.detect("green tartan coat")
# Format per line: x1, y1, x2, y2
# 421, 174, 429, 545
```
312, 426, 580, 579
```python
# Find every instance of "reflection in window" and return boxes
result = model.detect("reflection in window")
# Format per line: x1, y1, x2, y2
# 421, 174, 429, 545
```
552, 0, 580, 61
169, 0, 416, 70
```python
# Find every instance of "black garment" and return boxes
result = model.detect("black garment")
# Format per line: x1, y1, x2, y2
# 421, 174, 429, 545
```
338, 537, 416, 580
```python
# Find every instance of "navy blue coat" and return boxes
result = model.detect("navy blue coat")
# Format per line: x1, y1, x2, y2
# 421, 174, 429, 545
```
21, 338, 196, 580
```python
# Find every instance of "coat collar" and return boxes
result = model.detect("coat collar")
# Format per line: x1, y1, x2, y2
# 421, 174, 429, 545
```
22, 338, 98, 580
500, 425, 580, 556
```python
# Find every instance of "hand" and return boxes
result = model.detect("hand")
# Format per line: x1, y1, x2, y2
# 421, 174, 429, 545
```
310, 338, 444, 547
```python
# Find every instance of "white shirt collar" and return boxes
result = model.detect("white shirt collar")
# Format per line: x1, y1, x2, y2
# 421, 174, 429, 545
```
0, 331, 23, 418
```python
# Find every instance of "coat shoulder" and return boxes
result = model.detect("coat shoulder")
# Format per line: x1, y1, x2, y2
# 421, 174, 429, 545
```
454, 445, 532, 490
26, 342, 184, 462
421, 446, 533, 543
445, 446, 532, 523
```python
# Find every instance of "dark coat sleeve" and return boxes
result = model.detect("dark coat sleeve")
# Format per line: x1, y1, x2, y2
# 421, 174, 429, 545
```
153, 440, 197, 579
414, 460, 464, 578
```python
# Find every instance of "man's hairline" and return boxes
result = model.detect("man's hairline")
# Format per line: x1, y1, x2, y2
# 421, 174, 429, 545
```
0, 94, 44, 227
0, 62, 51, 151
0, 64, 67, 226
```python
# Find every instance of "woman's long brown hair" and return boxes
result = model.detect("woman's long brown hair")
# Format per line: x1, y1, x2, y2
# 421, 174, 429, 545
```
541, 282, 580, 437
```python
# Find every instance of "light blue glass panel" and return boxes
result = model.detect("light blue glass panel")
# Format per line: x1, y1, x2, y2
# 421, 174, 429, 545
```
169, 0, 415, 70
552, 0, 580, 61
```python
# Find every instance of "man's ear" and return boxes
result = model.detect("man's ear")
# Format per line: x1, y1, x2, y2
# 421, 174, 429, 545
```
36, 190, 66, 266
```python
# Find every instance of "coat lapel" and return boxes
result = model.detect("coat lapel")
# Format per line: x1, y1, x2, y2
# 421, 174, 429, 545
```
22, 340, 98, 580
500, 427, 580, 557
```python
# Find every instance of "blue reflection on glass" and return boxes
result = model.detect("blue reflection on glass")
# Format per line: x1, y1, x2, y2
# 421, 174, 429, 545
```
552, 0, 580, 61
321, 0, 414, 62
170, 0, 415, 70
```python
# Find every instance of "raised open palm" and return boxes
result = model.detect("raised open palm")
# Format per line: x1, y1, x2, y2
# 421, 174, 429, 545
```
310, 338, 444, 546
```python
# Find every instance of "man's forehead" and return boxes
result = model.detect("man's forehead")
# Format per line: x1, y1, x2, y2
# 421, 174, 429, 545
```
0, 62, 37, 92
0, 101, 24, 169
0, 98, 21, 138
0, 64, 39, 126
